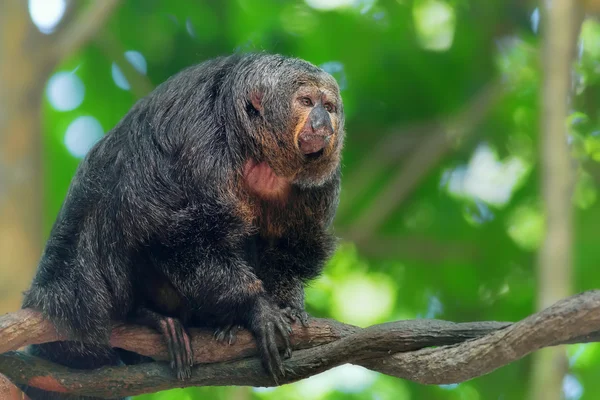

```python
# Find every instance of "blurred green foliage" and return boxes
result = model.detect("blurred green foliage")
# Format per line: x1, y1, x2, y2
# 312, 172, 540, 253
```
35, 0, 600, 398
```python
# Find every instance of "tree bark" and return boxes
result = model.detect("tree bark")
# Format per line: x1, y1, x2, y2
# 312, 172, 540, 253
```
1, 291, 600, 398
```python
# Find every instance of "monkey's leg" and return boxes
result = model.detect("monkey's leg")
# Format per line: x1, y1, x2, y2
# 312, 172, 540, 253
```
157, 249, 293, 382
259, 232, 334, 329
131, 308, 193, 380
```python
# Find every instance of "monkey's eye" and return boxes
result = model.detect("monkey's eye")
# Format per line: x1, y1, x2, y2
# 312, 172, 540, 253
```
300, 97, 313, 107
324, 102, 334, 113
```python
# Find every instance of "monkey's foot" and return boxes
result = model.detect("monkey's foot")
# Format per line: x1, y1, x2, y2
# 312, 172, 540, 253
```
132, 308, 194, 380
214, 324, 243, 345
156, 317, 194, 380
282, 306, 309, 327
251, 297, 293, 384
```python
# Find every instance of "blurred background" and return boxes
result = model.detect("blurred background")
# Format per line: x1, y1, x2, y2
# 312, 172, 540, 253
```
1, 0, 598, 399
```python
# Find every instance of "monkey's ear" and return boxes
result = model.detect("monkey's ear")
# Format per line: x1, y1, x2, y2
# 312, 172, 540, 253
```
249, 91, 264, 114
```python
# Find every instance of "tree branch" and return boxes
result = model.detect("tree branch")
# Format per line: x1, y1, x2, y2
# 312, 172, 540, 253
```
95, 30, 154, 98
349, 235, 480, 263
0, 373, 29, 400
50, 0, 122, 62
1, 291, 600, 398
345, 82, 503, 244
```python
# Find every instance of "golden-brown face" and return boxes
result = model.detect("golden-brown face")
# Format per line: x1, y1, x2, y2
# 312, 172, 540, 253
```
247, 69, 344, 189
292, 84, 340, 158
285, 79, 344, 187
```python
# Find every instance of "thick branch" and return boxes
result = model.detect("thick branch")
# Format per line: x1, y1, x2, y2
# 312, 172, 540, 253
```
364, 290, 600, 384
0, 309, 505, 363
0, 373, 29, 400
1, 291, 600, 398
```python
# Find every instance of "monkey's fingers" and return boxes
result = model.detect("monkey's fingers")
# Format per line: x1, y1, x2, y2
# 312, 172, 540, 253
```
259, 329, 276, 384
298, 311, 309, 327
214, 324, 231, 342
132, 309, 194, 377
282, 307, 310, 328
282, 307, 296, 323
178, 322, 194, 368
214, 324, 242, 345
275, 317, 293, 359
266, 322, 286, 379
228, 325, 242, 345
159, 317, 193, 380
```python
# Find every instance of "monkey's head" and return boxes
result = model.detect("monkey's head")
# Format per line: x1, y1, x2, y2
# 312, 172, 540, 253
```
234, 54, 345, 188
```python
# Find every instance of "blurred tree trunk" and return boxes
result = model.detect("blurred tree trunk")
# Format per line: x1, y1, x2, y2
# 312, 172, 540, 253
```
0, 0, 122, 314
0, 1, 50, 313
529, 2, 582, 400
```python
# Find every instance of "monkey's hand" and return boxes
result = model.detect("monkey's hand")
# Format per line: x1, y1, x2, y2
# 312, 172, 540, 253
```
270, 280, 310, 328
282, 306, 309, 327
214, 323, 243, 345
250, 297, 293, 384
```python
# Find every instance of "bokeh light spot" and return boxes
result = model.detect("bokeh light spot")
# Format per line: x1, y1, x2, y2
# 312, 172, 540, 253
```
332, 273, 395, 326
295, 365, 377, 398
320, 61, 348, 90
64, 116, 104, 158
440, 383, 459, 390
443, 143, 528, 207
563, 374, 584, 400
185, 18, 197, 38
28, 0, 66, 34
531, 7, 540, 34
280, 4, 317, 36
111, 51, 148, 91
413, 0, 455, 51
47, 71, 85, 111
305, 0, 355, 11
507, 204, 545, 251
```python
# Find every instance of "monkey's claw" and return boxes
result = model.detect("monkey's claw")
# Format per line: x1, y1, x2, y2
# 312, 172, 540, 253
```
214, 324, 243, 345
282, 306, 309, 327
252, 298, 293, 385
157, 317, 194, 380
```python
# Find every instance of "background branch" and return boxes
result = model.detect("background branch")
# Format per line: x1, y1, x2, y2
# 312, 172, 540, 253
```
50, 0, 123, 62
95, 30, 154, 99
344, 82, 503, 244
1, 291, 600, 398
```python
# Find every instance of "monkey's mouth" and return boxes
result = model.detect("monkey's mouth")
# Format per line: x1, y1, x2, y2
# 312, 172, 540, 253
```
304, 148, 325, 161
298, 133, 330, 160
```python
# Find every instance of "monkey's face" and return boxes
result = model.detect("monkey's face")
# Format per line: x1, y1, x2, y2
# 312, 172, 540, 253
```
293, 84, 338, 156
289, 80, 343, 186
250, 72, 344, 188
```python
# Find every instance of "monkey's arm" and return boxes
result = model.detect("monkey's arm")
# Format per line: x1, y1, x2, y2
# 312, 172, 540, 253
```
259, 228, 336, 326
152, 238, 293, 382
270, 278, 309, 326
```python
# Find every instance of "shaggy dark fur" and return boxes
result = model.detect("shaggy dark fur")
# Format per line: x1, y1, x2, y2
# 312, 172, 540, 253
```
21, 53, 345, 400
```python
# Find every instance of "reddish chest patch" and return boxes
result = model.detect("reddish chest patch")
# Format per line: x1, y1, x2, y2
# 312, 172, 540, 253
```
243, 159, 291, 201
